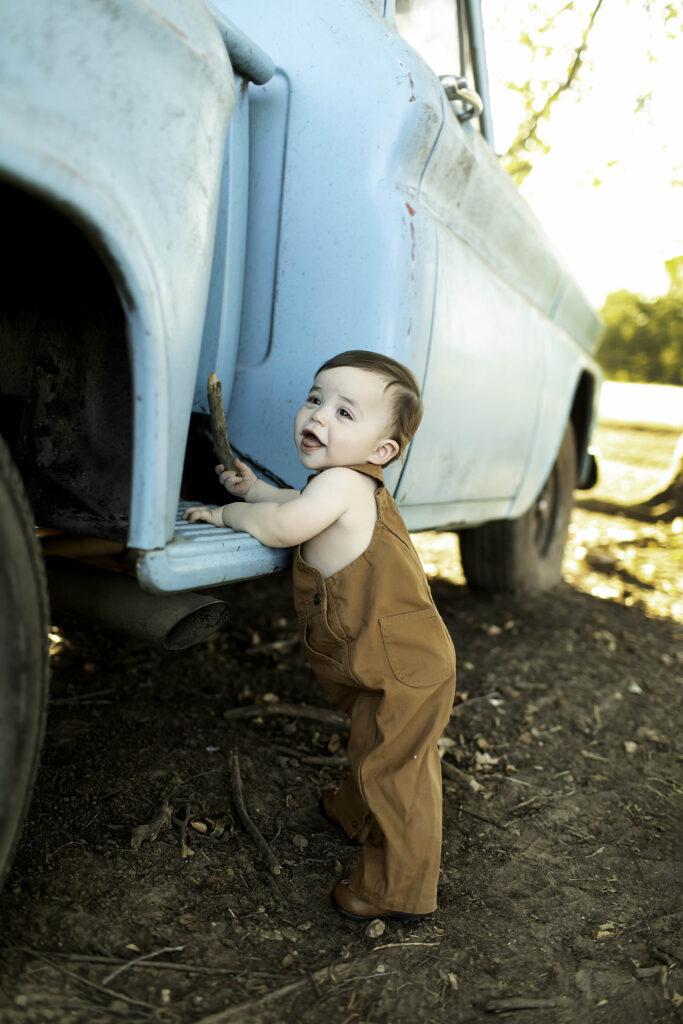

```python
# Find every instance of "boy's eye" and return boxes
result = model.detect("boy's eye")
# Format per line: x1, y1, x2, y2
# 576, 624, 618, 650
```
307, 394, 321, 405
338, 408, 353, 419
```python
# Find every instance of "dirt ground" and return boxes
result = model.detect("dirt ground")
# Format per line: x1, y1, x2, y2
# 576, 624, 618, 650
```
0, 425, 681, 1024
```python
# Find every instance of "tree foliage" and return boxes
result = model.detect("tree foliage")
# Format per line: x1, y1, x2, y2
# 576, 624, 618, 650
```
486, 0, 682, 187
596, 257, 683, 385
502, 0, 605, 185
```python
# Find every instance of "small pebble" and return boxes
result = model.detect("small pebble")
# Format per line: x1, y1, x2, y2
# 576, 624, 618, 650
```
365, 918, 386, 938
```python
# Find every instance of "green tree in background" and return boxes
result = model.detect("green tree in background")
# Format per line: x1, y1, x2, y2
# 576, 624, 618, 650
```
500, 0, 605, 185
597, 257, 683, 385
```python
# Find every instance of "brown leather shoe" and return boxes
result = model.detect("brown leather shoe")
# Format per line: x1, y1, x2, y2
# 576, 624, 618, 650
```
318, 790, 360, 844
331, 879, 429, 922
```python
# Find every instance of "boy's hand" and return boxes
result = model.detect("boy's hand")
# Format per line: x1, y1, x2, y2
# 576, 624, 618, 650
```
216, 458, 257, 499
182, 505, 225, 527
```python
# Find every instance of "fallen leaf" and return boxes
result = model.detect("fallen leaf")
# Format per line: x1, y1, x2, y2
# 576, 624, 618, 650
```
439, 969, 459, 991
474, 751, 500, 770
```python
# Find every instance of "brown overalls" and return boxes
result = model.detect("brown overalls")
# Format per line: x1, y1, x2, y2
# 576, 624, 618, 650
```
292, 463, 456, 914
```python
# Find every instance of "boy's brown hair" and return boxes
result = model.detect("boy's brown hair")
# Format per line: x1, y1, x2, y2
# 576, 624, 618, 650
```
316, 350, 424, 465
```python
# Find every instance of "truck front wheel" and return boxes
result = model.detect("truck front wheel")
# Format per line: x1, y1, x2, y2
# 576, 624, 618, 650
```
0, 434, 49, 888
458, 421, 577, 592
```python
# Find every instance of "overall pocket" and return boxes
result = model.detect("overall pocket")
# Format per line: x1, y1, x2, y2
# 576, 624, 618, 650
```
379, 608, 454, 687
302, 615, 348, 674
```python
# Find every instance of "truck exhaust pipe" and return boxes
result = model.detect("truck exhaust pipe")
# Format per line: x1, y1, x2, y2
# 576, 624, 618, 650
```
45, 556, 229, 650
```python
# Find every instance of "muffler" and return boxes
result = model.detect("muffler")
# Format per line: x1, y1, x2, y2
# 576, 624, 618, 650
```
45, 556, 229, 650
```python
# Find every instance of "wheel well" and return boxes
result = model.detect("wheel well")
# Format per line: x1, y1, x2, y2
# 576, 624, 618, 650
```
0, 180, 132, 538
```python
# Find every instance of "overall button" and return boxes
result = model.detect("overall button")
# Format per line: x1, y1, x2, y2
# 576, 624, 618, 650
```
313, 593, 322, 605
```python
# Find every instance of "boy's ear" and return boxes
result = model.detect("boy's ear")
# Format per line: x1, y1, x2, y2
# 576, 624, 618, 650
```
368, 438, 400, 466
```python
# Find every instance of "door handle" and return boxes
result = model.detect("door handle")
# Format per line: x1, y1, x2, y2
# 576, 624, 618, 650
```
439, 75, 484, 123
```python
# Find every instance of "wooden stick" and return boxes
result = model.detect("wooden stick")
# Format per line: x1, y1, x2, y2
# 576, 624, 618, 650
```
440, 760, 476, 787
574, 495, 678, 523
483, 997, 557, 1013
16, 949, 295, 979
25, 950, 157, 1012
223, 702, 348, 728
101, 946, 185, 986
230, 751, 281, 875
272, 744, 348, 767
191, 957, 382, 1024
207, 373, 237, 472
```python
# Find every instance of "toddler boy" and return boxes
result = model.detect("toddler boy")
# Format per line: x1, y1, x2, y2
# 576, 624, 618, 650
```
184, 350, 456, 920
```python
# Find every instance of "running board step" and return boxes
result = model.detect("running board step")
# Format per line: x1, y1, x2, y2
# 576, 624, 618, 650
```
136, 502, 291, 593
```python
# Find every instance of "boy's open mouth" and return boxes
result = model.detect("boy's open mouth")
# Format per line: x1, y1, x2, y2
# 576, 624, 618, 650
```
301, 429, 324, 452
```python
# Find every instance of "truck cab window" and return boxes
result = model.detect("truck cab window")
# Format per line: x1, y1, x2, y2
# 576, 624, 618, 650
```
395, 0, 461, 77
395, 0, 481, 130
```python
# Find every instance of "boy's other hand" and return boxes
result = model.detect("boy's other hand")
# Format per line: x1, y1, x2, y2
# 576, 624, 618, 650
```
182, 505, 224, 527
216, 458, 257, 498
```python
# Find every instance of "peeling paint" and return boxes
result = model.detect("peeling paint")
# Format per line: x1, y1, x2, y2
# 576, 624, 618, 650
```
398, 60, 416, 102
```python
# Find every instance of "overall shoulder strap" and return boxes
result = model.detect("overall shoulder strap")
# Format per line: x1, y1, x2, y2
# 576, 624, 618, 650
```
345, 463, 385, 485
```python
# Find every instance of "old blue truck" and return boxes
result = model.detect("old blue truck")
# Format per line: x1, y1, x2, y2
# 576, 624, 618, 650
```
0, 0, 601, 884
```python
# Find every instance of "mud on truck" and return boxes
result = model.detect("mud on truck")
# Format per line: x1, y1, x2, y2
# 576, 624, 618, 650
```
0, 0, 602, 886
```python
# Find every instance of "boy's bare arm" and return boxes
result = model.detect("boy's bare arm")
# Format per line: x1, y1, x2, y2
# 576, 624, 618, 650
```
184, 467, 354, 547
216, 459, 300, 505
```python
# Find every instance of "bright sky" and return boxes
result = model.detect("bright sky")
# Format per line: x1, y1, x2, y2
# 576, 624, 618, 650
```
481, 0, 683, 307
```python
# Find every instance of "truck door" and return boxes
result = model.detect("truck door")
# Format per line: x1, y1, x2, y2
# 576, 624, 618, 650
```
392, 0, 560, 525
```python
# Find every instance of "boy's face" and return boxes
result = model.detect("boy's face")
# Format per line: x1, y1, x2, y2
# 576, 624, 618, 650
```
294, 366, 399, 471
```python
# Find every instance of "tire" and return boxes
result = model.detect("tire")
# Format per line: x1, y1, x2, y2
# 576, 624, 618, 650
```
0, 434, 49, 888
459, 421, 577, 593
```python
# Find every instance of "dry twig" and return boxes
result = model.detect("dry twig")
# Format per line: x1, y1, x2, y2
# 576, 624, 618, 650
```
178, 805, 195, 859
191, 956, 393, 1024
13, 949, 295, 980
272, 744, 347, 767
483, 996, 557, 1013
102, 946, 185, 986
230, 751, 281, 875
458, 807, 508, 831
440, 760, 476, 788
224, 702, 347, 728
24, 950, 157, 1012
